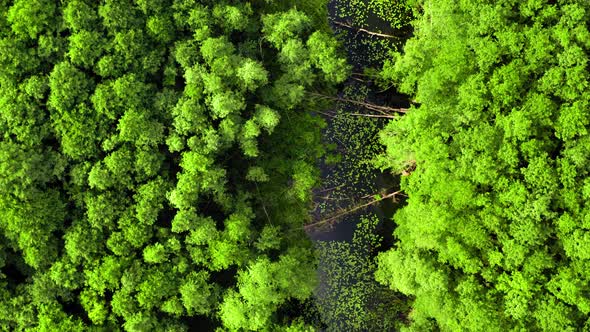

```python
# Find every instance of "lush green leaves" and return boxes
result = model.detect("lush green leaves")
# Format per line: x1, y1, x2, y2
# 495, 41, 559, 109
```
376, 0, 590, 330
0, 0, 348, 330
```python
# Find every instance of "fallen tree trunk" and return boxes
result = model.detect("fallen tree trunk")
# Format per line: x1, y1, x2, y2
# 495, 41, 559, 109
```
308, 92, 409, 114
333, 21, 399, 39
305, 191, 403, 231
349, 113, 397, 119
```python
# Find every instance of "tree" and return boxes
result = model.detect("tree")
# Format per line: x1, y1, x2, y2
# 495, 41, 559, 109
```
179, 271, 215, 315
48, 62, 94, 113
68, 30, 105, 68
307, 31, 350, 84
63, 0, 100, 32
7, 0, 56, 39
262, 9, 311, 49
219, 248, 317, 331
376, 0, 590, 330
0, 79, 49, 144
0, 0, 349, 330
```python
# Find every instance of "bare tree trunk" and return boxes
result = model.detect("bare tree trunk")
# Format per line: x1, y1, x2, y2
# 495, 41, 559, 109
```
305, 191, 403, 231
313, 109, 338, 118
350, 76, 369, 83
315, 184, 345, 194
333, 21, 399, 39
350, 113, 397, 119
309, 92, 409, 114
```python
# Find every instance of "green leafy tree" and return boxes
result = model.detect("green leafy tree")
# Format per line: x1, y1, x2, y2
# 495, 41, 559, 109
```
219, 248, 317, 331
68, 30, 105, 68
7, 0, 56, 39
0, 0, 349, 330
376, 0, 590, 330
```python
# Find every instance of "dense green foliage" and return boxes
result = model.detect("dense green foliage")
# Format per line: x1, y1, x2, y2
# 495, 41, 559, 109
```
0, 0, 349, 330
9, 0, 586, 330
376, 0, 590, 330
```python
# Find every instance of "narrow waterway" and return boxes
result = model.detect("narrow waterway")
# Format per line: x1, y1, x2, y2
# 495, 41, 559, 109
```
308, 0, 410, 244
305, 1, 412, 330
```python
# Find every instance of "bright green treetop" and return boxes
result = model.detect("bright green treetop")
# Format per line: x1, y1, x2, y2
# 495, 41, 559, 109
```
376, 0, 590, 330
0, 0, 348, 330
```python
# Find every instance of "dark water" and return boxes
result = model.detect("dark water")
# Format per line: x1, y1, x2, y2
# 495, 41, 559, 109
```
306, 1, 413, 330
308, 0, 409, 242
308, 171, 401, 242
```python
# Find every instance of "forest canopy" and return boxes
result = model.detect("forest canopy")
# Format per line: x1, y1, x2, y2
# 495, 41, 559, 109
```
4, 0, 588, 330
0, 0, 349, 330
376, 0, 590, 330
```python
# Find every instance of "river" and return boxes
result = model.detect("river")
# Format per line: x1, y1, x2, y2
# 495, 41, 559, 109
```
305, 0, 412, 330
